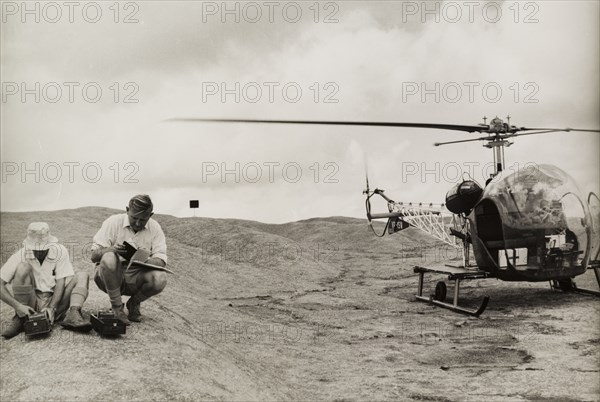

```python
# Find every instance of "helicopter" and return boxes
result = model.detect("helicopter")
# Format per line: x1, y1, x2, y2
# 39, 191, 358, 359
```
169, 115, 600, 316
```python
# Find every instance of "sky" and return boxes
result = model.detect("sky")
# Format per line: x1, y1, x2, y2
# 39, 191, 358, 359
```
1, 0, 599, 223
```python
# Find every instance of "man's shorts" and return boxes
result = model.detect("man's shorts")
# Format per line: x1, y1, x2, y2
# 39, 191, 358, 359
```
93, 262, 144, 296
34, 287, 69, 319
7, 276, 72, 319
35, 291, 53, 310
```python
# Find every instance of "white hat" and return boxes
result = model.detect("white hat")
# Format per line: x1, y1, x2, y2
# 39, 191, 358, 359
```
23, 222, 58, 251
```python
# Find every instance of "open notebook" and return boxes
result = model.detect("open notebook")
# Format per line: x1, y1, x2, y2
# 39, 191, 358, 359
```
123, 241, 174, 274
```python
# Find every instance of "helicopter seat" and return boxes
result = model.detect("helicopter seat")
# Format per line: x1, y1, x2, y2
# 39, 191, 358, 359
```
474, 200, 537, 268
474, 200, 538, 249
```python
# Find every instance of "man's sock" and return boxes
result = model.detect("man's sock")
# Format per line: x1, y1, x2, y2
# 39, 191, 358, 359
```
106, 287, 123, 308
12, 285, 35, 316
99, 268, 123, 308
69, 287, 88, 308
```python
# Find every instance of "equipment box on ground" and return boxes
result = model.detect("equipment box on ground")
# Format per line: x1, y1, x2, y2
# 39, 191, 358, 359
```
91, 310, 127, 336
24, 312, 52, 336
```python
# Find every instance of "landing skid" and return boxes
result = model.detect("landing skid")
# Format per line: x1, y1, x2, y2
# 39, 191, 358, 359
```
414, 265, 492, 317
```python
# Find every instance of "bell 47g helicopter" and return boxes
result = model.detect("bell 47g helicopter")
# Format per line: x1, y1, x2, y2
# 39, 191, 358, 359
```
171, 115, 600, 316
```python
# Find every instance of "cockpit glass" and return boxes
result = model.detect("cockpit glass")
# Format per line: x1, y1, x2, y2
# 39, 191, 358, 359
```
484, 165, 590, 267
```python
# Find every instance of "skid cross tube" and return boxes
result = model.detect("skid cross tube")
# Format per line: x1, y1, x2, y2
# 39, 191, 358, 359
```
414, 266, 491, 317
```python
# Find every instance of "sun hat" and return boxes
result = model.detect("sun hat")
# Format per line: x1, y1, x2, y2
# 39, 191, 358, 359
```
23, 222, 58, 251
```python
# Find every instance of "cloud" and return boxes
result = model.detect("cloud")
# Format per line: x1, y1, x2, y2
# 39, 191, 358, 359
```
1, 1, 598, 222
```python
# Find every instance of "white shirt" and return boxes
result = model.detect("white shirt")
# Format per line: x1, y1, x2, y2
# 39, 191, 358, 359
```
92, 214, 168, 264
0, 244, 74, 293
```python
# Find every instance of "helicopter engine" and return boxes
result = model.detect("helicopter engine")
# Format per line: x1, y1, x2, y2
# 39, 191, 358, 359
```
445, 180, 483, 214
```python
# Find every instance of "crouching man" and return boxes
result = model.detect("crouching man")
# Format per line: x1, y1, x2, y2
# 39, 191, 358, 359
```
1, 222, 91, 339
91, 194, 168, 325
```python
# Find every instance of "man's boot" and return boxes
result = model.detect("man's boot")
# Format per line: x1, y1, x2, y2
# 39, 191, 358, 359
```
61, 307, 93, 332
1, 315, 26, 339
126, 298, 142, 322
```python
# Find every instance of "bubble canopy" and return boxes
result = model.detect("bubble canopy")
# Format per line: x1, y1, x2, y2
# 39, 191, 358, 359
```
479, 164, 591, 268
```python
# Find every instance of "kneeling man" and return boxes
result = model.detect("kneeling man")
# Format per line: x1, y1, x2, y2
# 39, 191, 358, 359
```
91, 194, 168, 325
1, 222, 91, 339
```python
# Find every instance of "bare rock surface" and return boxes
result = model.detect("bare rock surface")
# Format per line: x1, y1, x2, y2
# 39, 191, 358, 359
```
1, 209, 598, 401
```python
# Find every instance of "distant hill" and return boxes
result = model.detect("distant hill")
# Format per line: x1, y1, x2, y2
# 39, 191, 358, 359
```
1, 208, 446, 297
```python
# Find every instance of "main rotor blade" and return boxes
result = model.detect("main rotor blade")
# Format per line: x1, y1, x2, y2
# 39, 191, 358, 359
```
168, 118, 488, 133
